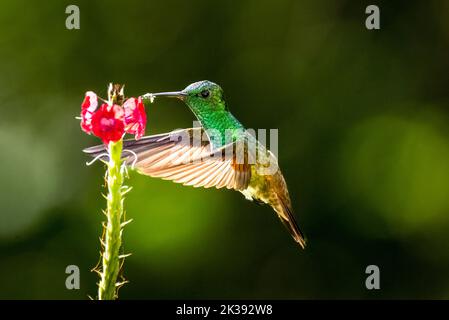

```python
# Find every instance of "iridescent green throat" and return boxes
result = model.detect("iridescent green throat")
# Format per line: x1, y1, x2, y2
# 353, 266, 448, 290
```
189, 108, 245, 149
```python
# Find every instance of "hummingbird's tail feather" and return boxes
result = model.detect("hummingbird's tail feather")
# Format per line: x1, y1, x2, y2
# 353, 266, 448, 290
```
274, 196, 307, 249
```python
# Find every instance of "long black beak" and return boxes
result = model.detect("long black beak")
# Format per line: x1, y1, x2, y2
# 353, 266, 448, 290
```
151, 91, 187, 100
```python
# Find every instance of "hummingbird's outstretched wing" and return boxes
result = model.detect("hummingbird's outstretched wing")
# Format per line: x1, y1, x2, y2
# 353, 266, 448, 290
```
84, 128, 307, 248
83, 128, 252, 190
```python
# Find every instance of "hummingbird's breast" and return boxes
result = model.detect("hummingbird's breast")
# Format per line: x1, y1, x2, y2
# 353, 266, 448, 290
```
196, 111, 245, 149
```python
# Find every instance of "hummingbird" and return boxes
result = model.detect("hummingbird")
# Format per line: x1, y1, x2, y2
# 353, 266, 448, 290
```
84, 80, 306, 248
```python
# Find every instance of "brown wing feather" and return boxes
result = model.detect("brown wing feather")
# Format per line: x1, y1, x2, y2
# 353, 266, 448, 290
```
83, 128, 251, 190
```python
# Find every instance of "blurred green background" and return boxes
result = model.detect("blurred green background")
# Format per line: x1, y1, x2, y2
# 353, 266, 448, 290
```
1, 0, 449, 299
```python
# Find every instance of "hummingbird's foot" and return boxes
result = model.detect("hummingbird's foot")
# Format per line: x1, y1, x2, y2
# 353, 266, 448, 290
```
141, 93, 156, 103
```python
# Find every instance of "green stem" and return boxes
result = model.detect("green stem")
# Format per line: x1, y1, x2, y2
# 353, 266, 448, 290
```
98, 139, 124, 300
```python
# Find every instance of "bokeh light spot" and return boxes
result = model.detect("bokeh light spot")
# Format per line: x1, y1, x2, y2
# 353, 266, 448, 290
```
339, 113, 449, 234
0, 126, 61, 238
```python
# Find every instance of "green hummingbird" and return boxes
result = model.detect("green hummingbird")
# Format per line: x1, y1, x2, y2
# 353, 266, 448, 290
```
84, 80, 306, 248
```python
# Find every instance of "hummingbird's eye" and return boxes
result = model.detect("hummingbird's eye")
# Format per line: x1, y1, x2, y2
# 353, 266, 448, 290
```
200, 90, 210, 98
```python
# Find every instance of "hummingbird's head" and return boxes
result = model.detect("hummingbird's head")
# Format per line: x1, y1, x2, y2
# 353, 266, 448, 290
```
182, 80, 224, 105
151, 80, 227, 115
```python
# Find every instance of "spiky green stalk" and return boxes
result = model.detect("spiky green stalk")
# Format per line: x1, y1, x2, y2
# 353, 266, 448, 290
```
98, 139, 124, 300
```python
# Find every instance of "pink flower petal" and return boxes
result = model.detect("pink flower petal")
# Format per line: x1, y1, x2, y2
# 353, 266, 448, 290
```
123, 97, 147, 139
80, 91, 99, 134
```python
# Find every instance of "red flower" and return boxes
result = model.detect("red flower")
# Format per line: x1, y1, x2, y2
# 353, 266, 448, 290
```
80, 89, 147, 143
80, 91, 98, 134
123, 97, 147, 139
91, 104, 125, 144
